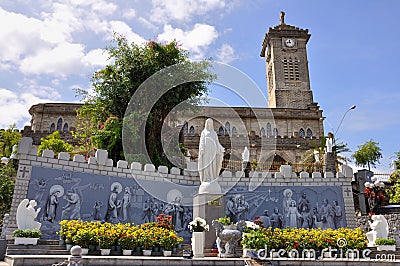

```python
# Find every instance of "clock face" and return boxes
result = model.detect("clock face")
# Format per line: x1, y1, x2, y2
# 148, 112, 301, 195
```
285, 38, 295, 47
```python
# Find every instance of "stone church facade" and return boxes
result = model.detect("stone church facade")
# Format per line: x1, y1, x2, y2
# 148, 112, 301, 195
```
25, 13, 324, 168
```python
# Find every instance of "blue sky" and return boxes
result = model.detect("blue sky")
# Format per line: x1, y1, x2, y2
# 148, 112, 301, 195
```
0, 0, 399, 172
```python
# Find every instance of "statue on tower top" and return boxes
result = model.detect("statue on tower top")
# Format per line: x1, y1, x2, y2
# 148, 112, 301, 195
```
280, 11, 285, 25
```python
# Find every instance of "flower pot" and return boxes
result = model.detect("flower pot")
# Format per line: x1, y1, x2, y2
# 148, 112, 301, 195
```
115, 245, 122, 252
377, 245, 396, 251
191, 232, 205, 258
81, 248, 89, 255
14, 237, 39, 245
100, 248, 111, 256
66, 244, 73, 251
88, 245, 96, 251
163, 250, 172, 257
134, 247, 141, 252
152, 246, 160, 252
122, 249, 132, 256
142, 249, 152, 256
59, 239, 65, 245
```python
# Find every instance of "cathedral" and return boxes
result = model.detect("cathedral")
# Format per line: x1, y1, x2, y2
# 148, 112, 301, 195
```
25, 13, 324, 170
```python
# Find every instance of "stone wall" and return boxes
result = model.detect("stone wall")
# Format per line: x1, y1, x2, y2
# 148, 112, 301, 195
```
6, 137, 357, 239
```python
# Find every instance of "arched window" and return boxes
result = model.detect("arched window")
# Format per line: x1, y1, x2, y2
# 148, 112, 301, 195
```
189, 126, 195, 136
299, 128, 305, 138
232, 127, 237, 135
267, 123, 272, 137
260, 127, 266, 137
306, 128, 313, 138
218, 126, 224, 135
50, 123, 55, 133
63, 123, 69, 132
273, 128, 278, 137
225, 122, 230, 136
56, 118, 63, 131
183, 121, 188, 136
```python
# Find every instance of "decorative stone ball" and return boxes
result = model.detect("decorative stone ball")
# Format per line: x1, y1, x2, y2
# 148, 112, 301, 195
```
70, 245, 82, 256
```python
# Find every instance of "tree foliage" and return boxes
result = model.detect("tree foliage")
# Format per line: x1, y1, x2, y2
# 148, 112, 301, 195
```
0, 162, 15, 230
0, 124, 21, 158
38, 131, 74, 156
386, 170, 400, 203
352, 139, 382, 171
74, 34, 214, 165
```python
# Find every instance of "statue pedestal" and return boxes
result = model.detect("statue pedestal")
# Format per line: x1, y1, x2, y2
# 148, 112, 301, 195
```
324, 152, 336, 174
193, 193, 226, 249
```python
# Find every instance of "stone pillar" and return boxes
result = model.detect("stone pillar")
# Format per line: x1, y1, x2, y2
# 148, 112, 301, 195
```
324, 152, 336, 174
193, 193, 226, 249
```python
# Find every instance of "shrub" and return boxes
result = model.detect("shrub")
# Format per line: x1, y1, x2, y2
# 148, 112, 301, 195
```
375, 238, 396, 245
12, 229, 42, 238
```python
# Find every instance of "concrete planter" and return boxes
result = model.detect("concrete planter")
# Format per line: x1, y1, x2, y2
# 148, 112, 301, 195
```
14, 237, 39, 245
122, 249, 132, 255
100, 248, 111, 255
377, 245, 396, 251
191, 232, 205, 258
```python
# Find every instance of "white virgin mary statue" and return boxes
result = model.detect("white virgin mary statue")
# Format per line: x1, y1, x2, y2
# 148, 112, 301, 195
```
198, 119, 225, 193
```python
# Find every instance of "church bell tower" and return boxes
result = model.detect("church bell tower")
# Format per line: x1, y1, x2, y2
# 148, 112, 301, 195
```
260, 12, 316, 109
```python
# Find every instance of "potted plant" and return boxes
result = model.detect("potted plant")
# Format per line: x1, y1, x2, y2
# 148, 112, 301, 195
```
161, 232, 183, 256
188, 217, 209, 258
72, 230, 95, 255
13, 229, 42, 245
375, 238, 396, 251
97, 235, 114, 255
139, 235, 154, 256
118, 234, 136, 255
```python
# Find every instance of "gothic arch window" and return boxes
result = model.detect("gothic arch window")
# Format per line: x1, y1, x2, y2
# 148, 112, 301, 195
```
282, 57, 300, 81
63, 123, 69, 132
306, 128, 313, 138
260, 127, 266, 137
225, 122, 230, 136
50, 123, 55, 132
299, 128, 305, 138
266, 123, 272, 137
189, 126, 195, 136
183, 121, 188, 136
273, 128, 278, 137
56, 118, 63, 131
218, 126, 224, 135
232, 127, 237, 136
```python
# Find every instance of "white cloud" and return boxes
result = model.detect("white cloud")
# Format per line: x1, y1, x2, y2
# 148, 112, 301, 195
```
138, 17, 158, 31
216, 44, 236, 63
82, 48, 110, 67
122, 8, 136, 19
150, 0, 227, 23
0, 88, 58, 128
158, 24, 218, 59
19, 43, 86, 76
108, 21, 146, 44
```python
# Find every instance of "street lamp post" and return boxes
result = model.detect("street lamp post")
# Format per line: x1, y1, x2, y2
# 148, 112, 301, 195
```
334, 105, 356, 137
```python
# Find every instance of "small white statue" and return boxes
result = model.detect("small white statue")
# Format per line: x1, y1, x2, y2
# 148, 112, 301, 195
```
198, 118, 225, 183
366, 215, 388, 247
242, 147, 250, 162
198, 118, 225, 194
16, 199, 42, 230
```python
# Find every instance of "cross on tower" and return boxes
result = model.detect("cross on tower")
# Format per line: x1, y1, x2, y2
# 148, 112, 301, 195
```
343, 187, 352, 197
18, 166, 30, 179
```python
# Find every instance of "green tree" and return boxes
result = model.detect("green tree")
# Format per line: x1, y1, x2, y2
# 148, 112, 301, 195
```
0, 124, 22, 158
74, 34, 214, 165
38, 131, 74, 156
352, 139, 383, 171
386, 170, 400, 203
0, 162, 15, 232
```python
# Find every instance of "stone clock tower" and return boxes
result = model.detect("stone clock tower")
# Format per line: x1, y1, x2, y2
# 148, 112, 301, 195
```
261, 12, 316, 109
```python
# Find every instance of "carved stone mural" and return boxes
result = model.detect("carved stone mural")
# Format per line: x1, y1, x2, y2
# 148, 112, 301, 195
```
225, 186, 346, 229
26, 166, 196, 240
